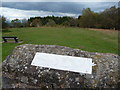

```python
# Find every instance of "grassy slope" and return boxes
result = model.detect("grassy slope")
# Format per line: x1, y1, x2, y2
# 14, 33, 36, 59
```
2, 27, 118, 61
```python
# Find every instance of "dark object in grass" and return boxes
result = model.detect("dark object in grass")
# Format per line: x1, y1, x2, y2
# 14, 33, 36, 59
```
2, 36, 19, 43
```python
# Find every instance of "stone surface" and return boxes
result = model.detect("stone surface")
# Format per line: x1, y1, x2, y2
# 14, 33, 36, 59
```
2, 44, 120, 89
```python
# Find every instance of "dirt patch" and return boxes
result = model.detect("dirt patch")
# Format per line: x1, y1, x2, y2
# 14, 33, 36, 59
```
88, 28, 119, 32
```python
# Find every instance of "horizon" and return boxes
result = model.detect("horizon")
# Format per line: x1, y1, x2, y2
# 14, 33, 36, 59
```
1, 2, 119, 20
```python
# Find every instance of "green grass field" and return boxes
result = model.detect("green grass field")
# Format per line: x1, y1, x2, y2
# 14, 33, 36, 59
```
2, 27, 118, 61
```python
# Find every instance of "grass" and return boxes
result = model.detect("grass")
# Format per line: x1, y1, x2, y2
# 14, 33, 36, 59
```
2, 27, 118, 61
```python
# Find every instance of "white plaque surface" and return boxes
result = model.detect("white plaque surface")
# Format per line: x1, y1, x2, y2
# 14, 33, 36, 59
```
31, 52, 93, 74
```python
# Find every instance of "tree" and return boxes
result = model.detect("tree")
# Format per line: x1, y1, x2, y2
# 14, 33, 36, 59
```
21, 19, 28, 27
62, 21, 70, 27
79, 8, 97, 28
69, 18, 79, 27
11, 19, 22, 28
0, 16, 8, 29
46, 19, 56, 27
100, 6, 118, 30
32, 18, 42, 27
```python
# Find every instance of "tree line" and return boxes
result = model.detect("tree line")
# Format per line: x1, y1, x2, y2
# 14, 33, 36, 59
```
1, 6, 120, 30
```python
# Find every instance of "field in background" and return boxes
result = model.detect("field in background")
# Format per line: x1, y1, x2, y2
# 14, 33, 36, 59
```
2, 27, 118, 61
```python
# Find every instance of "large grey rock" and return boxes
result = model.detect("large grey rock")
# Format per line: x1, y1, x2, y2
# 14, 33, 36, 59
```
2, 44, 120, 88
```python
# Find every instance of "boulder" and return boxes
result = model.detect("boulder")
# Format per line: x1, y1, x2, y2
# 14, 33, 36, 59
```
2, 44, 120, 89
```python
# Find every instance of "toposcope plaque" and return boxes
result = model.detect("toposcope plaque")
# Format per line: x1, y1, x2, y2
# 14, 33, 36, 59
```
31, 52, 93, 74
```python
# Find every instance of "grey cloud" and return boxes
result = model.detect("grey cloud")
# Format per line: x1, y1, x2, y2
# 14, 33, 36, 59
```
1, 7, 79, 20
2, 0, 119, 2
2, 2, 118, 14
1, 2, 118, 20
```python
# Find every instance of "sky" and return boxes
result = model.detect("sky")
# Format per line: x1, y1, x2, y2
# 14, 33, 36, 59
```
1, 1, 119, 20
2, 0, 120, 2
1, 7, 79, 20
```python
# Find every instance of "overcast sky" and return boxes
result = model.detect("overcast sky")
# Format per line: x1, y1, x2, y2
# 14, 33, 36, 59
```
1, 1, 119, 20
1, 7, 79, 20
2, 0, 120, 2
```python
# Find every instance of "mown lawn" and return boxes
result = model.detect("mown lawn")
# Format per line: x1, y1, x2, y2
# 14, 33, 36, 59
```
2, 27, 118, 61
